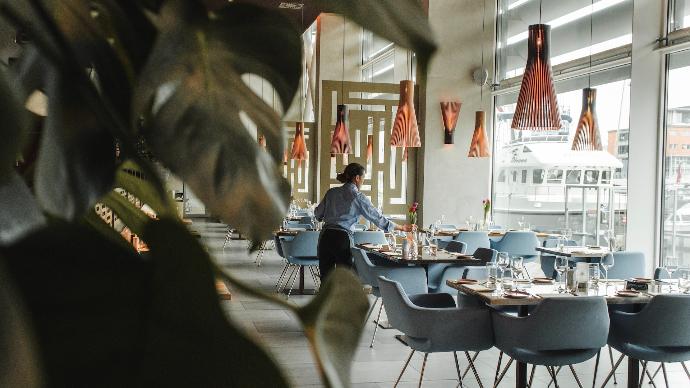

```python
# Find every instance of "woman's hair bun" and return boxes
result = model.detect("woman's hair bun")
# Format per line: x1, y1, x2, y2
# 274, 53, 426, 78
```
336, 172, 347, 183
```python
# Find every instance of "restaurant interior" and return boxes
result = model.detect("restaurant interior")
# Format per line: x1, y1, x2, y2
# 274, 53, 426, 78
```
1, 0, 690, 387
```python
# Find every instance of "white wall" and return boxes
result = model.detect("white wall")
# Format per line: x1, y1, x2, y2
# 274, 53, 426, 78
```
420, 0, 494, 226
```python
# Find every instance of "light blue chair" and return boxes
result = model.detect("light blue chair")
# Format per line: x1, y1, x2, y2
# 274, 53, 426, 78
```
492, 231, 539, 279
601, 251, 645, 280
454, 231, 490, 254
353, 230, 388, 245
427, 241, 467, 293
294, 210, 310, 217
492, 297, 609, 387
599, 295, 690, 387
540, 238, 577, 278
430, 248, 498, 303
378, 276, 493, 387
654, 266, 690, 280
351, 247, 426, 348
285, 222, 313, 230
279, 231, 320, 298
353, 224, 367, 231
273, 234, 295, 291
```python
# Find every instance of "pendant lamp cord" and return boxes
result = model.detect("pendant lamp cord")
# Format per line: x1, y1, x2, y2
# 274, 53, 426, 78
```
301, 6, 305, 121
589, 0, 594, 87
341, 17, 345, 102
480, 0, 486, 103
539, 0, 542, 24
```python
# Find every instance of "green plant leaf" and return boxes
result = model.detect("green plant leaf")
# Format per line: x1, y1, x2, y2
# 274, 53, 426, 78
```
134, 0, 300, 241
0, 173, 46, 245
115, 160, 177, 218
0, 260, 41, 388
316, 0, 436, 70
140, 218, 290, 387
34, 74, 116, 220
296, 269, 369, 388
0, 68, 28, 181
81, 208, 136, 253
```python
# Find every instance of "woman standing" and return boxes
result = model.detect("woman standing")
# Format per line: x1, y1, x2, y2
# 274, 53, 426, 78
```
314, 163, 412, 280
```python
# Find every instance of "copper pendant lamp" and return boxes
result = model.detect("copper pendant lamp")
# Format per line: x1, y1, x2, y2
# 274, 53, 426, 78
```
440, 101, 461, 144
366, 134, 374, 163
330, 104, 352, 155
390, 80, 421, 150
468, 111, 490, 157
511, 24, 560, 131
290, 122, 307, 166
571, 88, 602, 151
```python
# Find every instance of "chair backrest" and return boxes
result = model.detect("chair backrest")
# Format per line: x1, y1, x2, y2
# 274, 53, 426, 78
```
353, 231, 388, 245
281, 231, 319, 259
605, 251, 645, 279
493, 231, 539, 257
353, 224, 367, 231
445, 240, 467, 254
454, 231, 490, 253
286, 223, 312, 230
617, 295, 690, 347
543, 238, 577, 248
654, 267, 690, 280
294, 210, 310, 217
473, 247, 497, 263
351, 247, 376, 286
500, 297, 609, 351
298, 216, 313, 224
274, 235, 287, 258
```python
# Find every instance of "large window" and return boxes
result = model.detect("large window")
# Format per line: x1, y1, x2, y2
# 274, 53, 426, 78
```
670, 0, 690, 32
497, 0, 633, 80
661, 49, 690, 269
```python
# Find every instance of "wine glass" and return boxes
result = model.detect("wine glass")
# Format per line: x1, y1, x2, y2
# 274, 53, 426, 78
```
601, 253, 614, 285
517, 216, 525, 231
665, 256, 680, 290
555, 256, 569, 292
563, 228, 573, 244
511, 256, 524, 279
497, 252, 510, 287
440, 214, 446, 224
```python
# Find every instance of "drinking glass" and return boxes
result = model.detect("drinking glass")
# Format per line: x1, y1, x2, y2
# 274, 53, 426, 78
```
386, 233, 397, 251
517, 216, 525, 231
589, 264, 601, 287
440, 214, 446, 224
601, 253, 614, 284
485, 262, 498, 293
555, 256, 569, 292
511, 257, 524, 279
563, 228, 573, 244
665, 256, 680, 290
679, 271, 690, 294
497, 252, 510, 286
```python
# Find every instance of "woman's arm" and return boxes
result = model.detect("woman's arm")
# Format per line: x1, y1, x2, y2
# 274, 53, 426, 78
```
355, 192, 412, 232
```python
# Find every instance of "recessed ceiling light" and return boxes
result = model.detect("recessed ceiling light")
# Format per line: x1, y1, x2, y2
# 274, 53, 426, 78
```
279, 2, 303, 10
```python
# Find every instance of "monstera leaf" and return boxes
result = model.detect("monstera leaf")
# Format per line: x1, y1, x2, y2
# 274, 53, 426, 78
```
133, 0, 301, 241
0, 70, 27, 181
0, 173, 46, 245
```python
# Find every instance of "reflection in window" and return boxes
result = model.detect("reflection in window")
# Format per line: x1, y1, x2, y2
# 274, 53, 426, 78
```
533, 169, 544, 184
547, 169, 563, 184
584, 170, 599, 184
498, 169, 506, 182
566, 170, 581, 184
521, 170, 527, 184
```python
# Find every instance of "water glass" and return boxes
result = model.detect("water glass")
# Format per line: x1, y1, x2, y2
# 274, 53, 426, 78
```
511, 257, 524, 279
589, 264, 601, 287
555, 256, 569, 292
485, 262, 498, 288
502, 271, 514, 291
386, 233, 397, 251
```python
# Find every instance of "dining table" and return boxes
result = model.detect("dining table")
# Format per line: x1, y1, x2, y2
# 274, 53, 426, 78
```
446, 278, 680, 388
428, 228, 562, 239
536, 245, 610, 259
357, 243, 483, 266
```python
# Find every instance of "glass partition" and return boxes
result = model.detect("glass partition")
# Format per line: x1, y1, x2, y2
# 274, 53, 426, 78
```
661, 49, 690, 269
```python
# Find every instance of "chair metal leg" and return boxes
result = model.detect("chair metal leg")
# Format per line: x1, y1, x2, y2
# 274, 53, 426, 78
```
418, 353, 429, 388
548, 367, 560, 388
592, 351, 601, 388
369, 302, 384, 348
274, 263, 290, 291
278, 264, 296, 293
394, 350, 415, 388
645, 366, 658, 388
364, 297, 379, 323
682, 362, 690, 381
660, 363, 669, 388
286, 265, 300, 299
639, 362, 648, 387
640, 362, 659, 388
600, 354, 625, 388
608, 346, 619, 385
462, 351, 480, 380
569, 365, 584, 388
465, 351, 484, 388
454, 352, 464, 387
493, 351, 504, 387
528, 364, 536, 387
547, 366, 562, 388
493, 357, 513, 388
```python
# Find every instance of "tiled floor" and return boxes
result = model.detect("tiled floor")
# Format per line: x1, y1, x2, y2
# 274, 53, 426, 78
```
194, 220, 690, 388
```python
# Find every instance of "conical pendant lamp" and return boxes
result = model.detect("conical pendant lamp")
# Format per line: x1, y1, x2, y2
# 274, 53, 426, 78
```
511, 24, 560, 131
440, 101, 461, 144
390, 80, 421, 150
330, 104, 352, 155
291, 122, 307, 166
366, 134, 374, 163
571, 88, 602, 151
468, 111, 490, 157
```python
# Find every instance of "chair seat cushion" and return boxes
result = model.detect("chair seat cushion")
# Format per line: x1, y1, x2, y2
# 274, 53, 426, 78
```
502, 347, 600, 366
288, 257, 319, 266
609, 341, 690, 363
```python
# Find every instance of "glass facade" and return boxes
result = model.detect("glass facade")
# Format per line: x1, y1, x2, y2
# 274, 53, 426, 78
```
661, 49, 690, 269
